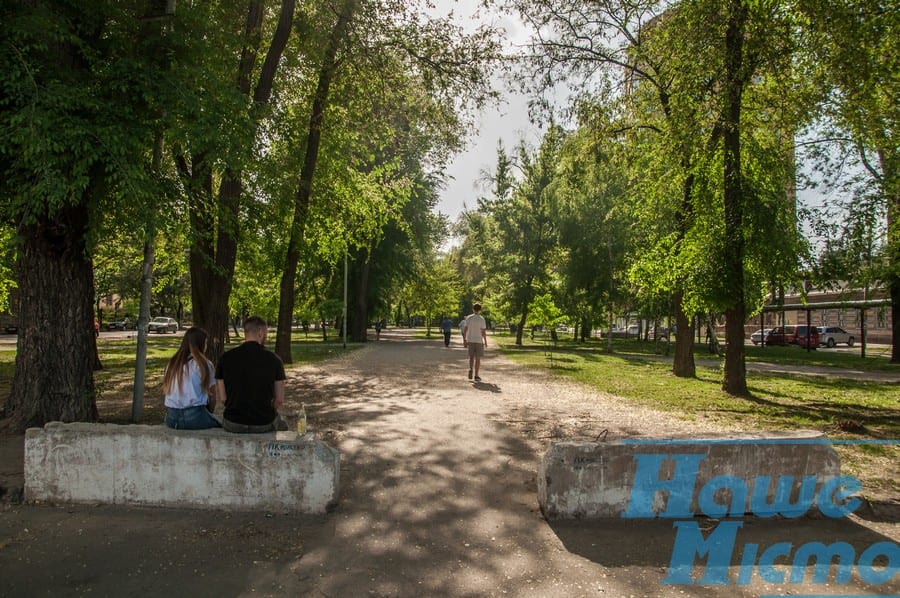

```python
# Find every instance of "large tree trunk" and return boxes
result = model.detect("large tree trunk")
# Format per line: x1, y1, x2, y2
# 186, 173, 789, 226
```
275, 0, 355, 363
671, 162, 697, 376
189, 171, 240, 363
891, 277, 898, 364
4, 203, 98, 431
721, 0, 749, 396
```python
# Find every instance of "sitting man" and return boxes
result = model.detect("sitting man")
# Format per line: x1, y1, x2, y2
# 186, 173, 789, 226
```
216, 316, 288, 433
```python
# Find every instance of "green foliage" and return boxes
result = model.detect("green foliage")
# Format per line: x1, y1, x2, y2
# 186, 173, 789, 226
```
527, 293, 565, 329
0, 227, 17, 314
402, 253, 463, 331
462, 126, 566, 341
796, 0, 897, 330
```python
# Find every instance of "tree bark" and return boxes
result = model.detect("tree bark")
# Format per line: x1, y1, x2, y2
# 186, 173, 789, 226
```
189, 0, 295, 363
4, 203, 98, 431
350, 249, 371, 342
883, 151, 899, 363
721, 0, 749, 396
275, 0, 356, 362
672, 291, 696, 377
515, 309, 528, 345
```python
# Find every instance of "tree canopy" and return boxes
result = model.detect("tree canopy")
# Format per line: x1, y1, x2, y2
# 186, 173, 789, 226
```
0, 0, 894, 430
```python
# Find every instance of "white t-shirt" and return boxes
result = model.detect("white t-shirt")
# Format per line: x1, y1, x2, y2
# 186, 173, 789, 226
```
464, 314, 486, 343
164, 358, 214, 409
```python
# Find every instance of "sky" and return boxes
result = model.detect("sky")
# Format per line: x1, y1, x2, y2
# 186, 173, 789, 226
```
426, 2, 837, 240
427, 1, 544, 222
437, 87, 543, 220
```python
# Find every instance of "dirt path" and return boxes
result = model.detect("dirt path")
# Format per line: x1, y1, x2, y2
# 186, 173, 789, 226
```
284, 329, 728, 596
262, 329, 900, 596
0, 329, 897, 597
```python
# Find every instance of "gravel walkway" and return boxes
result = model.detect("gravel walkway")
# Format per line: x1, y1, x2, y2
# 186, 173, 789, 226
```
273, 328, 897, 597
0, 328, 896, 597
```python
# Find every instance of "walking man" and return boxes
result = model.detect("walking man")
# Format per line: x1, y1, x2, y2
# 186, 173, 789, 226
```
461, 303, 488, 381
440, 315, 453, 347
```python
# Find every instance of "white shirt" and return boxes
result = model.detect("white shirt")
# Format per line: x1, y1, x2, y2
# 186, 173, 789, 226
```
464, 314, 487, 343
164, 358, 214, 409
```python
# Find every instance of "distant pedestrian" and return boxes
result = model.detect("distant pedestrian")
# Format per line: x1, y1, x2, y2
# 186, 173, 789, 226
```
441, 316, 453, 347
216, 316, 288, 433
375, 319, 383, 340
163, 327, 220, 430
461, 303, 488, 382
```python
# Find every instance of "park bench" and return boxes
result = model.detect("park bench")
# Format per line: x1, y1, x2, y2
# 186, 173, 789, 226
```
538, 431, 845, 519
24, 422, 340, 514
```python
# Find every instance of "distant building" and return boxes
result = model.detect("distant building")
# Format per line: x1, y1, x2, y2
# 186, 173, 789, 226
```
751, 287, 892, 345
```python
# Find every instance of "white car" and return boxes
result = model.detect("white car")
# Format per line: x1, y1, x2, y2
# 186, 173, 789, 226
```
148, 316, 179, 334
818, 326, 854, 348
750, 328, 773, 345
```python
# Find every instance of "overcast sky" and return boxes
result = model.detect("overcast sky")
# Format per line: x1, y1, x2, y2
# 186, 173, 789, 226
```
428, 1, 545, 222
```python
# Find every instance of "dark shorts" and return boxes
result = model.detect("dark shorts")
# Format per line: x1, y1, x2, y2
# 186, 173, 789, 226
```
467, 342, 484, 358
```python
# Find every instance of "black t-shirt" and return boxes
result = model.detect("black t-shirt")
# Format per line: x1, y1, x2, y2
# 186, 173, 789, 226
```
216, 341, 286, 425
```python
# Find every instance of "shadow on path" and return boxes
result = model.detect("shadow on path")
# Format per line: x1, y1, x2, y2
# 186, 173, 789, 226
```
0, 328, 896, 597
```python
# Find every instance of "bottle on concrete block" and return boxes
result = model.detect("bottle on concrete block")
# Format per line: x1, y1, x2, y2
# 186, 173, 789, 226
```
297, 403, 307, 434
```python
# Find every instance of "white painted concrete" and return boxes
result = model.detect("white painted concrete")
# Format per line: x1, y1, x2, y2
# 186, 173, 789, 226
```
538, 431, 842, 519
24, 422, 339, 514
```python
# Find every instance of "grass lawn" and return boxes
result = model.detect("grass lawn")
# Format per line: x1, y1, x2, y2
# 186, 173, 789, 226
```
496, 332, 899, 501
0, 333, 363, 427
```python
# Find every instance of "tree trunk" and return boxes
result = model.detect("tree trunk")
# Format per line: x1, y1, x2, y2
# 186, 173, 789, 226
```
515, 309, 528, 345
884, 152, 898, 363
191, 172, 240, 363
891, 278, 899, 364
188, 0, 294, 363
132, 226, 156, 423
274, 0, 355, 363
4, 204, 98, 431
721, 0, 749, 396
350, 250, 370, 342
672, 291, 696, 377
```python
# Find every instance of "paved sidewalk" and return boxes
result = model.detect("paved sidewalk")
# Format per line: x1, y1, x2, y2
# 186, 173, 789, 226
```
0, 330, 897, 597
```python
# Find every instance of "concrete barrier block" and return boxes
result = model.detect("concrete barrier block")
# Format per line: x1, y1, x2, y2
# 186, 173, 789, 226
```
538, 431, 841, 519
25, 422, 339, 514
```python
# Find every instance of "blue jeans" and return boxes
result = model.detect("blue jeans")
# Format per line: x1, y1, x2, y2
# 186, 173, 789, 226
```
165, 405, 221, 430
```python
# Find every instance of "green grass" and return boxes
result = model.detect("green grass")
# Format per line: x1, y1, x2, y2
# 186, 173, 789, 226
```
497, 332, 898, 434
495, 332, 899, 498
744, 343, 897, 371
526, 331, 897, 371
0, 334, 364, 425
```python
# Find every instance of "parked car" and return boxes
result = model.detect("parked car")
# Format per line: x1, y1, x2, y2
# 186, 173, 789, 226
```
818, 326, 854, 348
750, 328, 773, 345
148, 316, 178, 334
647, 326, 669, 340
106, 319, 134, 331
765, 325, 819, 348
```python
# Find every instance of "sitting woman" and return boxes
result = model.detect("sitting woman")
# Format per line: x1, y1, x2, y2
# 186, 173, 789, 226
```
163, 326, 221, 429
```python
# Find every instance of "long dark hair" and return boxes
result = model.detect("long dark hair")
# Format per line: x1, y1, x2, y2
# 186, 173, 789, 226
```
163, 327, 213, 395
